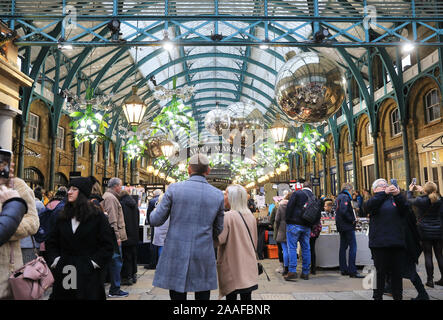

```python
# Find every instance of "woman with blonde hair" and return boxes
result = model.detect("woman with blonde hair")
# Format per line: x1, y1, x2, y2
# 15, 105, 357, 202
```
216, 184, 258, 300
407, 181, 443, 287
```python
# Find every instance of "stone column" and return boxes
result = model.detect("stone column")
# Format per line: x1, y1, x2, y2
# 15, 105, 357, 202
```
0, 104, 21, 151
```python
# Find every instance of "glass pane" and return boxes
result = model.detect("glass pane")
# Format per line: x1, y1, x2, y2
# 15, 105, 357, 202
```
424, 167, 428, 182
431, 90, 438, 105
433, 106, 440, 120
432, 167, 439, 187
368, 164, 375, 190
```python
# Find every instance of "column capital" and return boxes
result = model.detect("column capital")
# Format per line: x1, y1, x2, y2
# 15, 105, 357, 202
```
0, 103, 22, 117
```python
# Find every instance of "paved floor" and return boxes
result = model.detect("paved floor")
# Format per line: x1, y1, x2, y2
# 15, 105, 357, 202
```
104, 255, 443, 300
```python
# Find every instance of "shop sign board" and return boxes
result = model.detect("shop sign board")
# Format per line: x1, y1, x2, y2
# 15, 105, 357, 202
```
312, 177, 320, 186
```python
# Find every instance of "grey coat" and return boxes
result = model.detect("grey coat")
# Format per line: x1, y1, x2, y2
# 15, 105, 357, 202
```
150, 175, 225, 293
153, 217, 170, 247
274, 200, 288, 243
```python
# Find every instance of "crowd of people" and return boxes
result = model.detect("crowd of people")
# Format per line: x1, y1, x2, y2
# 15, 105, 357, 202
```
0, 153, 442, 301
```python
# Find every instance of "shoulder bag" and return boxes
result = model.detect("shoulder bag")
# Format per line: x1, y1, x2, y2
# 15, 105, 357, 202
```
235, 211, 270, 281
8, 237, 54, 300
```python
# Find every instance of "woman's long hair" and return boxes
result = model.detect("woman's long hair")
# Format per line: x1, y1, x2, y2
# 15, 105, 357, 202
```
227, 185, 251, 216
423, 181, 440, 204
60, 191, 98, 223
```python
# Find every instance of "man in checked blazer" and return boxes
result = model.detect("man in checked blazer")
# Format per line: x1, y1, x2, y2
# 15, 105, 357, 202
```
150, 153, 225, 300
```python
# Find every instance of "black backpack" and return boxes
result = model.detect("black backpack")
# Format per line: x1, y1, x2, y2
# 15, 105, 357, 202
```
34, 205, 60, 243
301, 190, 322, 225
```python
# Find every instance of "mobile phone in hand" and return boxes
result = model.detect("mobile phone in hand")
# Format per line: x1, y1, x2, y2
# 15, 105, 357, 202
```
390, 178, 398, 189
412, 178, 417, 185
0, 148, 12, 182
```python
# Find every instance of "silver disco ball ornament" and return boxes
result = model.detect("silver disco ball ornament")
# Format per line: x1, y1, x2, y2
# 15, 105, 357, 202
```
204, 108, 231, 136
275, 52, 345, 124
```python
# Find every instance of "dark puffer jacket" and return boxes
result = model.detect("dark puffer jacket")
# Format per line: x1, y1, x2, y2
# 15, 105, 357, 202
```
407, 191, 443, 240
335, 190, 356, 232
120, 193, 140, 246
0, 198, 28, 246
365, 192, 408, 248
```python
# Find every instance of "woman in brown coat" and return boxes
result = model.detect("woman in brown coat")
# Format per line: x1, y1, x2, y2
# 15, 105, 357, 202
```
216, 184, 258, 300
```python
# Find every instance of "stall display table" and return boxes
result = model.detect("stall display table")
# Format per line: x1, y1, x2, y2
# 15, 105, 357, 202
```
315, 233, 373, 268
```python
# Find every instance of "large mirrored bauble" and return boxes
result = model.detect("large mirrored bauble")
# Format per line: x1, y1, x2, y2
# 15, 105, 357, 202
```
204, 108, 231, 136
275, 52, 345, 124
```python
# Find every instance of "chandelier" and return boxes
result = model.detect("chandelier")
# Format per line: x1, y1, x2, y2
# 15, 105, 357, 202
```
63, 88, 114, 114
151, 76, 195, 102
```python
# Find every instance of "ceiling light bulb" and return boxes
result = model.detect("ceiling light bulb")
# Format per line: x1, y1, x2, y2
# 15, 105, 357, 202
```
403, 42, 415, 53
163, 40, 174, 51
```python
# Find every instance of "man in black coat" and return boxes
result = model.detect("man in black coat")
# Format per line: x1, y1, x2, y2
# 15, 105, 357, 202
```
366, 178, 408, 300
120, 190, 140, 285
335, 183, 364, 278
284, 181, 315, 281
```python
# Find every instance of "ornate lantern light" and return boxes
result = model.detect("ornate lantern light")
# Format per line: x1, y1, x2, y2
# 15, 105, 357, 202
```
269, 114, 288, 144
122, 86, 147, 127
160, 139, 175, 158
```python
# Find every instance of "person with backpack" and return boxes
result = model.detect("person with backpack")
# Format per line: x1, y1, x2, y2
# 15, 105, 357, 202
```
407, 181, 443, 288
335, 183, 364, 278
34, 187, 67, 262
20, 187, 45, 264
284, 181, 321, 281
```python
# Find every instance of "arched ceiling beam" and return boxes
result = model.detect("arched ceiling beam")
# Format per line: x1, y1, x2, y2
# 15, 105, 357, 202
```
144, 78, 273, 109
98, 20, 303, 96
158, 66, 275, 90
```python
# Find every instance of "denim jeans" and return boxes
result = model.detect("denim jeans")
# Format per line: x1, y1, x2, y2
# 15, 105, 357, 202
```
109, 245, 123, 293
339, 230, 357, 275
280, 242, 289, 267
286, 224, 311, 274
158, 246, 163, 257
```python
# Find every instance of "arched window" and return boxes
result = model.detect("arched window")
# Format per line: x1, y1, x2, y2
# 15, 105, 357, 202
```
24, 167, 44, 189
425, 89, 440, 123
390, 108, 401, 137
55, 172, 68, 189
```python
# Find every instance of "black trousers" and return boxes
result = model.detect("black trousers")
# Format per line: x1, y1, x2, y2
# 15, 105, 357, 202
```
169, 290, 210, 300
310, 237, 317, 271
371, 247, 404, 300
121, 245, 137, 279
422, 239, 443, 281
226, 291, 252, 300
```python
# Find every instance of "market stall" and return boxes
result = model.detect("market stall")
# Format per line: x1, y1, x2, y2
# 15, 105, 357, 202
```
315, 218, 373, 268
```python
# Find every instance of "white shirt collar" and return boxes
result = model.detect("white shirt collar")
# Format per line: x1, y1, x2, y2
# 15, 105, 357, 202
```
302, 187, 312, 192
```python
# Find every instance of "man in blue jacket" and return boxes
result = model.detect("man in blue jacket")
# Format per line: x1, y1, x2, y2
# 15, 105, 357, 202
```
284, 181, 314, 281
335, 183, 364, 278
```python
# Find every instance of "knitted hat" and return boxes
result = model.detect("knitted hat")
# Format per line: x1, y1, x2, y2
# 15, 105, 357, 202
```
68, 177, 93, 198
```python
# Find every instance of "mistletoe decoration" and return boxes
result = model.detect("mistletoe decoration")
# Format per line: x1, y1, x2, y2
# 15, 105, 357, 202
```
153, 156, 188, 182
288, 124, 330, 157
122, 129, 148, 161
69, 86, 111, 148
150, 77, 196, 138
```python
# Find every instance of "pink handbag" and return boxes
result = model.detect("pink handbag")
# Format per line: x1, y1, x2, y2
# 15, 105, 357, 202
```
8, 239, 54, 300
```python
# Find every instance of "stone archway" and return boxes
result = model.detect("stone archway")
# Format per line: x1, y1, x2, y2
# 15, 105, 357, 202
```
24, 166, 44, 189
